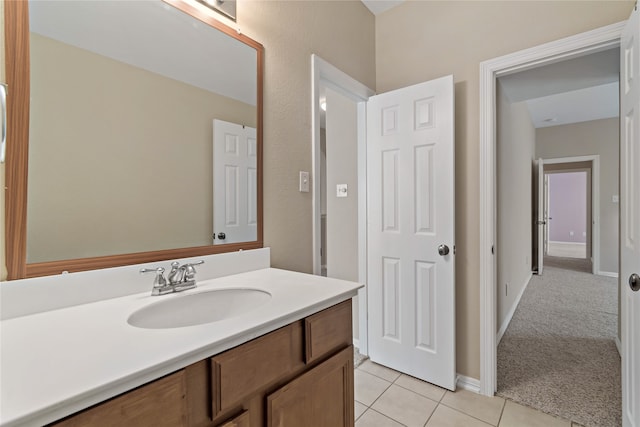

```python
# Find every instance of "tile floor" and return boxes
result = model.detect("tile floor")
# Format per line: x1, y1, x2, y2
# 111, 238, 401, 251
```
354, 360, 583, 427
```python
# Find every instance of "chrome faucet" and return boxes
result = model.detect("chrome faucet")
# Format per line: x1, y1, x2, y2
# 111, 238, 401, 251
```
140, 260, 205, 296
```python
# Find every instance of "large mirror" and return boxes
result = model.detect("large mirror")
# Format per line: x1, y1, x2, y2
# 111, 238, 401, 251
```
4, 0, 263, 279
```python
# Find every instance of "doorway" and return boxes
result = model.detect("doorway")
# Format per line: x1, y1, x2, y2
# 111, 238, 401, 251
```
493, 40, 620, 422
544, 163, 593, 273
311, 55, 373, 353
479, 22, 625, 397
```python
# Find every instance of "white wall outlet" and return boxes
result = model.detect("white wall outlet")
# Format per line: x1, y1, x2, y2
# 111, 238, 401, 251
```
612, 195, 619, 203
299, 171, 310, 193
569, 231, 574, 236
582, 231, 587, 237
336, 184, 348, 198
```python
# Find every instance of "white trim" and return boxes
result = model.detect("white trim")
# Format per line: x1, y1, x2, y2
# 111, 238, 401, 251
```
311, 55, 374, 355
479, 21, 625, 396
456, 374, 481, 393
598, 271, 619, 278
616, 336, 621, 357
548, 241, 588, 246
543, 155, 601, 275
497, 272, 532, 345
353, 338, 361, 349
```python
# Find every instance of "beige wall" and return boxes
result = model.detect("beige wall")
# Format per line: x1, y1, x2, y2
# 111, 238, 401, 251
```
376, 1, 632, 379
536, 118, 620, 274
325, 88, 360, 338
237, 1, 376, 273
496, 83, 536, 332
27, 34, 255, 262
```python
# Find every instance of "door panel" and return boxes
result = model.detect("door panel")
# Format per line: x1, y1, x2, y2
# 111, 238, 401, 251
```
213, 119, 257, 245
621, 5, 640, 426
367, 75, 455, 390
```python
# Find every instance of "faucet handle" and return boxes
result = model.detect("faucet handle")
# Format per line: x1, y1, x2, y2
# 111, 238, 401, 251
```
140, 267, 167, 287
184, 260, 205, 281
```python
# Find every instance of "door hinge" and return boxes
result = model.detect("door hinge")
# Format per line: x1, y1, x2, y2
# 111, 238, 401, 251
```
491, 245, 495, 255
453, 245, 456, 255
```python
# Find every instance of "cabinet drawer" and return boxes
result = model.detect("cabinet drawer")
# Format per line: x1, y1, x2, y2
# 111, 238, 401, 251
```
304, 300, 352, 364
211, 322, 303, 416
50, 370, 187, 427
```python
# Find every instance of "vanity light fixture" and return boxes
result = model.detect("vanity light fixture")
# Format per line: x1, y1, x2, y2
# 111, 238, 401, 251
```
198, 0, 237, 21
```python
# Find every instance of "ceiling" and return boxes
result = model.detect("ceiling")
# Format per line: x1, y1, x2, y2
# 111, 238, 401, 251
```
361, 0, 404, 15
29, 0, 257, 106
498, 48, 620, 128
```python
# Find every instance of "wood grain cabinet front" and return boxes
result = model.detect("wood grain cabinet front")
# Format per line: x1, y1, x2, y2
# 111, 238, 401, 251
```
217, 410, 251, 427
266, 346, 354, 427
210, 321, 304, 417
49, 370, 188, 427
304, 299, 352, 364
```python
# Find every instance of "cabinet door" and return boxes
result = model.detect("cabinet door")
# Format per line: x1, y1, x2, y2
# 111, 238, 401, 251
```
218, 410, 250, 427
267, 346, 354, 427
51, 371, 187, 426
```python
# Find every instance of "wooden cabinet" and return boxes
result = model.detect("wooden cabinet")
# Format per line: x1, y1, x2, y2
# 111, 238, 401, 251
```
218, 411, 251, 427
51, 371, 188, 427
48, 300, 353, 427
267, 346, 353, 427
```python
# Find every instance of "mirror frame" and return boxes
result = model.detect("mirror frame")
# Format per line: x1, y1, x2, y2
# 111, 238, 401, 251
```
4, 0, 264, 279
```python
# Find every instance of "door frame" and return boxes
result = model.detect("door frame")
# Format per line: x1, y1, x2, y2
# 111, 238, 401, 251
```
543, 155, 600, 274
311, 55, 374, 353
479, 22, 624, 395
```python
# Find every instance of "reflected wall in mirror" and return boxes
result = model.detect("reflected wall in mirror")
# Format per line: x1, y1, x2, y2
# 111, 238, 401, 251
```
4, 0, 263, 279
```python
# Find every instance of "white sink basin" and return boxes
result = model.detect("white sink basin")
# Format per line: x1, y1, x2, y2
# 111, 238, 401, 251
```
127, 288, 271, 329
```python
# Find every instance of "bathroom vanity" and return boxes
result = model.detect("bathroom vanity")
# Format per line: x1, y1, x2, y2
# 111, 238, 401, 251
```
51, 300, 353, 427
0, 250, 362, 427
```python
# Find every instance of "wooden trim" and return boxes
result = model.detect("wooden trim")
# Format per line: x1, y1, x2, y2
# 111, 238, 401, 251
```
4, 0, 30, 280
25, 241, 263, 278
4, 0, 264, 280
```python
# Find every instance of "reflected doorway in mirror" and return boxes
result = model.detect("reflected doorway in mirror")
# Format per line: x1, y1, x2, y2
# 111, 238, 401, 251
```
213, 119, 258, 245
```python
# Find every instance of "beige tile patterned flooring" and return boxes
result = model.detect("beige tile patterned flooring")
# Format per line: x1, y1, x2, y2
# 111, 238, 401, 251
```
355, 360, 584, 427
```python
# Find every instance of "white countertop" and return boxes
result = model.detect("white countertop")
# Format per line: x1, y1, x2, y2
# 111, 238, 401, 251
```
0, 267, 362, 426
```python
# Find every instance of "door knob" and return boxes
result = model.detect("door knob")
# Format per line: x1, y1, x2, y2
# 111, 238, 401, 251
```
217, 232, 226, 240
630, 273, 640, 292
438, 244, 450, 256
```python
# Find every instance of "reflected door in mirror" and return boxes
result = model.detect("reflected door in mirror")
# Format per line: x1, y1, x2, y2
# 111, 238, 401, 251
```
213, 119, 257, 245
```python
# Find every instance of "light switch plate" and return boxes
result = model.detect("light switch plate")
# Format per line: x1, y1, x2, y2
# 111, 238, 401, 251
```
336, 184, 348, 197
299, 171, 310, 193
612, 195, 619, 203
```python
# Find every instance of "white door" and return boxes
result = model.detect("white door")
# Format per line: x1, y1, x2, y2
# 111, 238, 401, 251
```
535, 158, 545, 275
213, 119, 257, 245
621, 5, 640, 426
367, 75, 455, 390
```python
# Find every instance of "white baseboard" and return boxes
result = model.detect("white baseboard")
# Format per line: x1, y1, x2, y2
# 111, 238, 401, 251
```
497, 272, 533, 345
456, 374, 480, 393
616, 336, 621, 357
353, 338, 360, 349
597, 271, 619, 278
548, 240, 587, 246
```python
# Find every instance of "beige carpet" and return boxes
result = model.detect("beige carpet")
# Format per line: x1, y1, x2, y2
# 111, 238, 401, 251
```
544, 255, 592, 274
497, 266, 620, 427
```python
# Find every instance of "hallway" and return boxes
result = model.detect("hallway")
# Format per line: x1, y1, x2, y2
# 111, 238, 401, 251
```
497, 267, 619, 426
